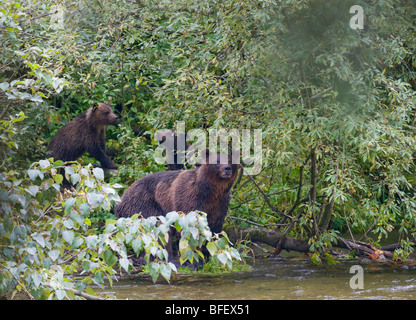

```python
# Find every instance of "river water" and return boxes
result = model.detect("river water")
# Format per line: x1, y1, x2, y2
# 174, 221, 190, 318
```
100, 256, 416, 300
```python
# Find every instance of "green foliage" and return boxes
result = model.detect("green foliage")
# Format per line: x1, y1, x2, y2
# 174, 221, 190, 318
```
0, 159, 241, 299
0, 111, 27, 167
2, 0, 416, 299
220, 0, 416, 262
308, 230, 341, 265
110, 126, 163, 186
0, 0, 68, 169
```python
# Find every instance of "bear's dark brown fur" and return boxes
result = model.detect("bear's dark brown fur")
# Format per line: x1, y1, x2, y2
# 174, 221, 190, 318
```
114, 149, 238, 234
48, 103, 118, 169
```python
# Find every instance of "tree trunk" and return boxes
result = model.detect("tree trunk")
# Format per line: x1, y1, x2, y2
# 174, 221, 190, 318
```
318, 195, 334, 232
309, 147, 317, 203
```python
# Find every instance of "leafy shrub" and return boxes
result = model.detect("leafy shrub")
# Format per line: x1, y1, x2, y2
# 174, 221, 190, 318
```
110, 126, 162, 186
0, 159, 241, 300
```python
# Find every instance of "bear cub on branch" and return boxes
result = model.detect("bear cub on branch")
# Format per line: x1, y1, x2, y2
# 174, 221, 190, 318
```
114, 149, 239, 234
48, 102, 118, 170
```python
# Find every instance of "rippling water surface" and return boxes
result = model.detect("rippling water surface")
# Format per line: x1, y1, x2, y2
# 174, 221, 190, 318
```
99, 257, 416, 300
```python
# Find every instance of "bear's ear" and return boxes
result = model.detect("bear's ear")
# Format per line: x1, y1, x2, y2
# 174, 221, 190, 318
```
92, 103, 99, 111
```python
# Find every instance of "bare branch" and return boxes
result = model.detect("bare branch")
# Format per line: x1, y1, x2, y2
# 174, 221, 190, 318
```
241, 167, 292, 220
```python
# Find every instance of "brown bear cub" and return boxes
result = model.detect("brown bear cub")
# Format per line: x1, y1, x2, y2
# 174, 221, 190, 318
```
48, 102, 118, 170
114, 149, 239, 235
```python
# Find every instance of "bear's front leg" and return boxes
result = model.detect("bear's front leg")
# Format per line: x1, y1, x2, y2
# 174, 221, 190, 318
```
88, 145, 118, 170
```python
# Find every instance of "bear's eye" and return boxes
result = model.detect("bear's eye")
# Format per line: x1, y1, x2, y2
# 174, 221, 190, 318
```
105, 111, 110, 115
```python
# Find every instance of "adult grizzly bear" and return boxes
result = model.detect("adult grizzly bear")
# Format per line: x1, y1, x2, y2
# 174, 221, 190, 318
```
114, 149, 239, 234
48, 102, 118, 170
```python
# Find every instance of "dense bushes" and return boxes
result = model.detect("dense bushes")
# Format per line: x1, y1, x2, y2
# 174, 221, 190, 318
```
2, 0, 416, 299
0, 159, 240, 299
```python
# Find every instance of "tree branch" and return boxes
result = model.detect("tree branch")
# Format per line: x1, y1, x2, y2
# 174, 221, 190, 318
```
227, 227, 416, 262
2, 265, 34, 300
230, 185, 299, 210
228, 215, 287, 228
72, 289, 105, 300
45, 283, 105, 300
227, 227, 310, 253
242, 167, 293, 220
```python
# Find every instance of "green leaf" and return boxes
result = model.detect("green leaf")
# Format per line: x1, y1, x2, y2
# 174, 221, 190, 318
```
62, 230, 74, 245
27, 169, 40, 181
48, 249, 60, 261
230, 248, 241, 260
33, 233, 45, 247
166, 211, 179, 224
39, 159, 51, 169
217, 252, 228, 265
217, 237, 228, 250
53, 174, 63, 184
185, 249, 193, 263
116, 218, 127, 232
85, 178, 96, 189
179, 238, 189, 254
142, 234, 152, 246
87, 192, 104, 207
76, 281, 86, 292
160, 264, 172, 283
168, 262, 177, 273
85, 235, 98, 249
149, 262, 160, 283
104, 250, 117, 266
70, 173, 80, 185
64, 166, 74, 176
3, 217, 14, 233
86, 287, 97, 297
63, 219, 74, 229
24, 91, 38, 103
189, 226, 199, 240
119, 257, 130, 272
66, 289, 75, 300
79, 203, 91, 215
43, 257, 53, 269
82, 261, 91, 272
93, 272, 104, 286
71, 237, 83, 250
92, 167, 104, 181
27, 185, 39, 196
64, 198, 76, 213
178, 215, 189, 230
32, 273, 42, 289
55, 289, 66, 300
0, 82, 9, 91
132, 238, 142, 254
104, 223, 117, 233
206, 242, 217, 256
26, 246, 37, 256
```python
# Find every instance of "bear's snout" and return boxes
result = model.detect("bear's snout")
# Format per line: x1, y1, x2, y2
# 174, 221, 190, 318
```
109, 115, 119, 125
220, 165, 233, 178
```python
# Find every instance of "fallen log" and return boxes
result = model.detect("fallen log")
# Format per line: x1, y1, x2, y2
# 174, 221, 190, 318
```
225, 226, 415, 261
226, 227, 309, 253
334, 237, 393, 259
